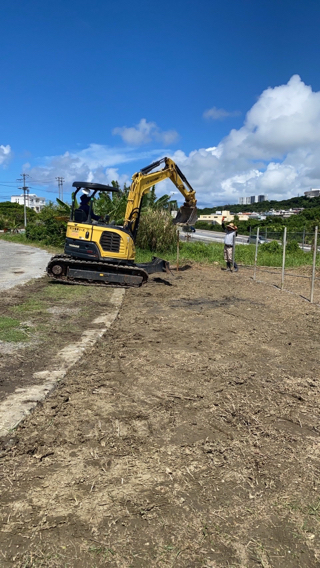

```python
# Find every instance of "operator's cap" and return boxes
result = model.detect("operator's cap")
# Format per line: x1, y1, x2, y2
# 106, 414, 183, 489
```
82, 188, 91, 196
227, 223, 237, 230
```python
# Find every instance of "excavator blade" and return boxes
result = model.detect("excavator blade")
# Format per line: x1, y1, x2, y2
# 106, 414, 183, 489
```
136, 256, 171, 274
173, 205, 198, 226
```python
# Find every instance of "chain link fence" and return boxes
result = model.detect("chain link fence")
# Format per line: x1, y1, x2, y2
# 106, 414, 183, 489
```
247, 226, 320, 304
249, 227, 316, 249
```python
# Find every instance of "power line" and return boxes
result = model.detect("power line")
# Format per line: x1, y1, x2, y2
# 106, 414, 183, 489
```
55, 177, 65, 201
17, 173, 30, 228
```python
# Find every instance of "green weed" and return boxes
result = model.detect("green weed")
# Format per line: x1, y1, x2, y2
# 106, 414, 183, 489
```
11, 298, 46, 314
0, 316, 30, 342
42, 283, 95, 300
88, 545, 115, 557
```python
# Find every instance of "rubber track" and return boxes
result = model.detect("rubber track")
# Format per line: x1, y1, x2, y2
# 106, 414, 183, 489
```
46, 254, 148, 288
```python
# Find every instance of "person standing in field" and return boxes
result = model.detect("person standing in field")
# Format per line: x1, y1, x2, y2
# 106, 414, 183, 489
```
222, 221, 238, 272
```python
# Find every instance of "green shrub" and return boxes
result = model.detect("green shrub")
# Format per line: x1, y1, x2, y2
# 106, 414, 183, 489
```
0, 202, 37, 226
194, 221, 222, 231
286, 240, 300, 253
259, 240, 282, 253
24, 203, 67, 247
26, 218, 67, 247
135, 209, 177, 253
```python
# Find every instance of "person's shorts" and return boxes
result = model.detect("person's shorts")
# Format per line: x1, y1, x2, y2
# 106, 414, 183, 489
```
224, 245, 233, 262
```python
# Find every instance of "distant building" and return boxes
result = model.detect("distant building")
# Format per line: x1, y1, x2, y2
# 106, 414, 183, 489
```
238, 197, 251, 205
11, 193, 46, 213
198, 210, 234, 225
304, 189, 320, 198
239, 195, 267, 205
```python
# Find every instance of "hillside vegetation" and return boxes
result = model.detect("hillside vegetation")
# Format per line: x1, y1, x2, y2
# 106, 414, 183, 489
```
196, 203, 320, 239
199, 193, 320, 214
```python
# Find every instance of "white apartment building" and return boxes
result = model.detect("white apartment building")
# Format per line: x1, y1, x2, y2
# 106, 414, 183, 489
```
304, 189, 320, 198
11, 193, 46, 213
239, 195, 267, 205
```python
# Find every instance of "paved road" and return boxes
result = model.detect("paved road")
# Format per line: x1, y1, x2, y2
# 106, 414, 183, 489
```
0, 241, 52, 290
180, 228, 249, 245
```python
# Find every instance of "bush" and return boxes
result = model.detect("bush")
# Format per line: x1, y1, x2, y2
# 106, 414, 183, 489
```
286, 240, 300, 253
135, 209, 177, 253
0, 202, 37, 226
194, 221, 221, 231
25, 204, 67, 247
26, 218, 66, 247
259, 240, 282, 253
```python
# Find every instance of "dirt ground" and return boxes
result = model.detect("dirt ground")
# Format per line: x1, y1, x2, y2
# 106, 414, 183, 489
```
0, 280, 116, 402
1, 264, 320, 567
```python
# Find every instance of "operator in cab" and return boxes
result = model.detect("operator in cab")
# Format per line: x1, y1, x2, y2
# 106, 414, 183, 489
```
79, 188, 100, 222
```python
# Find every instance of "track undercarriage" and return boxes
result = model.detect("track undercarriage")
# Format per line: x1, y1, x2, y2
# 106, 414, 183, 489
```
46, 254, 169, 288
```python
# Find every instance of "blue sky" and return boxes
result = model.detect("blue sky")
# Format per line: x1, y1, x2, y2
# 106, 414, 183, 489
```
1, 0, 320, 207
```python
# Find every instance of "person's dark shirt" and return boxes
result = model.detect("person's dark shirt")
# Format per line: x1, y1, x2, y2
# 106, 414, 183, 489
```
79, 195, 100, 221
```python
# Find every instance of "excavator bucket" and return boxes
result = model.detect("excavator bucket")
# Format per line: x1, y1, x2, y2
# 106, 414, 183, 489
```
173, 205, 198, 226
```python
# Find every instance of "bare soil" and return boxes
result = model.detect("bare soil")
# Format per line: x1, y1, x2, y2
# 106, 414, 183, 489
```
1, 265, 320, 567
0, 280, 116, 402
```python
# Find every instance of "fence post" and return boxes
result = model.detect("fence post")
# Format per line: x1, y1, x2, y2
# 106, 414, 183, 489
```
310, 226, 318, 304
232, 232, 236, 268
253, 227, 259, 281
281, 227, 287, 290
265, 228, 267, 240
176, 229, 180, 272
302, 227, 305, 251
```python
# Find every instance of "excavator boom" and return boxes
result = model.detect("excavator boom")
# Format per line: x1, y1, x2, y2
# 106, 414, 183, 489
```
123, 157, 197, 237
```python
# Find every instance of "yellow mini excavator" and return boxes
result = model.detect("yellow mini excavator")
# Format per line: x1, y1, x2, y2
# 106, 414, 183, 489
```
46, 157, 197, 287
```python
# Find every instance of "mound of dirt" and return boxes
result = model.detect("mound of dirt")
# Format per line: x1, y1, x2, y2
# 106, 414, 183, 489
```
1, 265, 320, 567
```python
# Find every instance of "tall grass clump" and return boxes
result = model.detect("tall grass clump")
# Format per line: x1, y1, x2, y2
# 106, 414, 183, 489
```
135, 209, 177, 253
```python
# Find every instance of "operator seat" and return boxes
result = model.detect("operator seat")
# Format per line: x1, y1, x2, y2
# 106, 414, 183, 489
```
74, 209, 88, 223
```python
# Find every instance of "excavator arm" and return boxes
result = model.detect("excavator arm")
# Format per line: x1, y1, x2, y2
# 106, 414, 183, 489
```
123, 157, 197, 238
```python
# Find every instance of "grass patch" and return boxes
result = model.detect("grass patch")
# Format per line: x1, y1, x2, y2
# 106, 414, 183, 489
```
136, 241, 319, 268
0, 316, 30, 342
42, 282, 103, 300
2, 279, 114, 347
11, 298, 46, 314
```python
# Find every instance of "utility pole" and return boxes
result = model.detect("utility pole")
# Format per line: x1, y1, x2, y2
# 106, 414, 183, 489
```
56, 177, 65, 201
17, 173, 30, 228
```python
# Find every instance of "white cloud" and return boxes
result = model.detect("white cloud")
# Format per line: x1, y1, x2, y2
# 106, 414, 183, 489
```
203, 107, 241, 120
169, 75, 320, 205
0, 145, 11, 166
23, 144, 167, 195
19, 76, 320, 206
113, 118, 179, 146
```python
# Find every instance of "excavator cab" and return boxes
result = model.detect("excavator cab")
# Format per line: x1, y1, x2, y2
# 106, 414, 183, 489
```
71, 181, 120, 225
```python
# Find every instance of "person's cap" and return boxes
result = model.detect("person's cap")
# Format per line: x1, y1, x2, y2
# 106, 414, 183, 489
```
227, 223, 237, 230
82, 188, 90, 196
